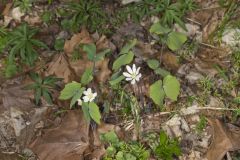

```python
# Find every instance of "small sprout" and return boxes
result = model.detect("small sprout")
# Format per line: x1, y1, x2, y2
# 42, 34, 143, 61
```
123, 64, 142, 85
83, 88, 97, 102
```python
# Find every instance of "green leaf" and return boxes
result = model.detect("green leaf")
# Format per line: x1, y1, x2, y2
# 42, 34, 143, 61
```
42, 88, 52, 104
154, 68, 170, 77
159, 131, 167, 145
147, 59, 160, 70
116, 151, 124, 160
82, 102, 91, 123
59, 81, 82, 100
163, 75, 180, 101
119, 39, 137, 55
70, 87, 85, 108
35, 88, 42, 105
89, 102, 101, 124
149, 80, 165, 106
109, 75, 125, 86
29, 72, 42, 84
95, 48, 110, 61
83, 43, 96, 61
112, 51, 134, 71
100, 131, 119, 144
81, 68, 93, 86
167, 31, 187, 51
54, 38, 65, 51
150, 23, 171, 34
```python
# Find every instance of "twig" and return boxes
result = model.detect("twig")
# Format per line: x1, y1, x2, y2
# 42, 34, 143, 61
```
197, 107, 237, 111
186, 18, 202, 26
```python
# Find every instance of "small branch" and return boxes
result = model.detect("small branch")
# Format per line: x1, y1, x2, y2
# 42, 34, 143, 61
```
197, 107, 237, 111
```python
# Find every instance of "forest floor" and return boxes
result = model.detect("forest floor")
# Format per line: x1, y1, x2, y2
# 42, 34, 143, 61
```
0, 0, 240, 160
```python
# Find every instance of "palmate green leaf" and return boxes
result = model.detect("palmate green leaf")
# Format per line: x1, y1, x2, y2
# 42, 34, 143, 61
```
30, 39, 48, 49
112, 51, 134, 71
147, 59, 160, 70
89, 102, 101, 124
119, 39, 137, 55
149, 80, 165, 106
35, 88, 42, 105
29, 72, 42, 84
83, 43, 96, 61
42, 88, 52, 104
43, 76, 62, 86
167, 31, 187, 51
59, 81, 82, 100
81, 68, 93, 85
163, 75, 180, 101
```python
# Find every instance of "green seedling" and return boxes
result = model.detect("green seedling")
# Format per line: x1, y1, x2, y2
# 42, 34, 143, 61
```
25, 73, 61, 105
6, 24, 48, 67
100, 131, 150, 160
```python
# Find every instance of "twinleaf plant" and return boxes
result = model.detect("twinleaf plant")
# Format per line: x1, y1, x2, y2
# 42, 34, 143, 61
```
150, 23, 187, 51
83, 43, 110, 62
109, 39, 137, 86
6, 24, 48, 66
59, 81, 101, 124
25, 73, 61, 105
100, 131, 150, 160
147, 59, 180, 106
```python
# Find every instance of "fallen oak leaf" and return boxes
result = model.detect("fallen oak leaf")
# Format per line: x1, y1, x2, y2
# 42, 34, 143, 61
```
206, 118, 240, 160
30, 110, 90, 160
45, 53, 76, 83
64, 28, 93, 55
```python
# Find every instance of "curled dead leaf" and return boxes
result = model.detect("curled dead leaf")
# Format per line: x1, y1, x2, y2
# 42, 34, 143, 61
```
206, 118, 240, 160
64, 28, 93, 55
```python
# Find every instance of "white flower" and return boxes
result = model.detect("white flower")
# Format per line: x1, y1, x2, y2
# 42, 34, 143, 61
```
77, 99, 82, 106
123, 64, 142, 85
82, 88, 97, 102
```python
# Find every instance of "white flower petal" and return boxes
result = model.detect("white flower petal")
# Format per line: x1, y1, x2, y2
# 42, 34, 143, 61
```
123, 72, 132, 78
131, 79, 136, 85
132, 64, 136, 73
93, 92, 97, 98
87, 88, 92, 94
83, 96, 90, 102
136, 67, 141, 74
135, 73, 142, 81
126, 77, 132, 81
83, 90, 88, 96
126, 65, 133, 74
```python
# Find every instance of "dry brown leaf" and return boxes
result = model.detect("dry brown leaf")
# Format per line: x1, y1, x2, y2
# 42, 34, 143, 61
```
46, 54, 76, 83
64, 28, 93, 55
96, 35, 116, 52
206, 118, 240, 160
2, 3, 12, 16
133, 41, 157, 60
30, 110, 90, 160
162, 51, 180, 71
70, 54, 111, 83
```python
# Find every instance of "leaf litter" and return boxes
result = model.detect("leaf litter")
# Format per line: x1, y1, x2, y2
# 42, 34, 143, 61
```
0, 0, 240, 160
